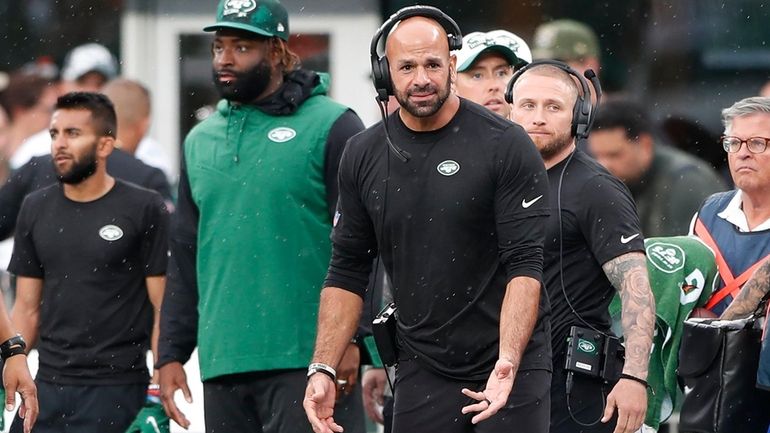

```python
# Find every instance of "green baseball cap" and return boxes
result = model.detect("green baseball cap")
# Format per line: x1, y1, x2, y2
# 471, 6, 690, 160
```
204, 0, 289, 41
532, 19, 599, 61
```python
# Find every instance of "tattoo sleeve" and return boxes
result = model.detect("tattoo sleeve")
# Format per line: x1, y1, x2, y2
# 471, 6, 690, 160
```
602, 252, 656, 379
721, 258, 770, 320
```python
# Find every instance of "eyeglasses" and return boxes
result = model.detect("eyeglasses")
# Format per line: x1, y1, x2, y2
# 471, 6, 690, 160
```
721, 136, 770, 154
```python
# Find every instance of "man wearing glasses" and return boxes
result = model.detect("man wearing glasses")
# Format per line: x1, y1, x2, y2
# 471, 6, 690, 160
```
453, 30, 531, 119
689, 96, 770, 316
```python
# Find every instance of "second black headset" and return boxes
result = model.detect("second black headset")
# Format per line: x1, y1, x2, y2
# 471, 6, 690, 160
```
370, 5, 463, 102
504, 59, 602, 140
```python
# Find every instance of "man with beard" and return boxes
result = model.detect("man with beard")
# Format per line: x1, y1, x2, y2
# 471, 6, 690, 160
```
509, 63, 655, 433
155, 1, 365, 432
305, 8, 552, 433
7, 92, 168, 433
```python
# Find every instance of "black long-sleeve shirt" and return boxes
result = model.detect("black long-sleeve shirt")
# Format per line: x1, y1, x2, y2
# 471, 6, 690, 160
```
325, 99, 552, 380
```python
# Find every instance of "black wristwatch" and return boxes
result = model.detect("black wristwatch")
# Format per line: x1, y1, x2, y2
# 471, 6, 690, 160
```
0, 335, 26, 361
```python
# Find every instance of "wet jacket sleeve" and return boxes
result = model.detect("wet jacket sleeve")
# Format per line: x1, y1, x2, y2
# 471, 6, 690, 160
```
323, 142, 378, 298
324, 109, 365, 219
156, 154, 199, 367
495, 126, 550, 282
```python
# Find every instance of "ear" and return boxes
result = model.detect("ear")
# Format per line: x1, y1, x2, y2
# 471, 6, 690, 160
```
449, 54, 457, 84
638, 132, 654, 155
269, 38, 283, 69
138, 116, 150, 138
97, 136, 115, 158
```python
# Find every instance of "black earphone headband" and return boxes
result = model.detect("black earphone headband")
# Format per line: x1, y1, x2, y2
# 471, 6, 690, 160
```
370, 5, 463, 102
504, 59, 602, 139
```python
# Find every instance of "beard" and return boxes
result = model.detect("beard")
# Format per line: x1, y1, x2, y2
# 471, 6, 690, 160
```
394, 73, 452, 118
213, 58, 273, 103
54, 144, 98, 185
536, 129, 574, 160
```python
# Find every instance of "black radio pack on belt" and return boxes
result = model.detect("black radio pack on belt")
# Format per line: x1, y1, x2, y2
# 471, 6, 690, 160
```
372, 302, 398, 367
565, 326, 625, 383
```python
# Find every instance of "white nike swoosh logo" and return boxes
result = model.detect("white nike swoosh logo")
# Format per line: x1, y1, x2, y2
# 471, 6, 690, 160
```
146, 416, 161, 433
621, 234, 640, 244
522, 195, 543, 208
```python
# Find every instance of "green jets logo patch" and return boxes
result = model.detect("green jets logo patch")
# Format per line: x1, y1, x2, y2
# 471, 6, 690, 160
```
646, 241, 686, 274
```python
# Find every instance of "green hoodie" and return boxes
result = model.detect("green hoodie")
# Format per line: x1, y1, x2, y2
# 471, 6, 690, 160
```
184, 72, 349, 380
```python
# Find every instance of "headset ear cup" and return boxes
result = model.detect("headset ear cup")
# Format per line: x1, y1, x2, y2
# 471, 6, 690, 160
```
449, 35, 462, 51
380, 56, 393, 96
504, 74, 516, 104
371, 56, 392, 101
572, 97, 591, 138
580, 101, 592, 138
571, 96, 582, 137
371, 57, 383, 87
504, 85, 512, 104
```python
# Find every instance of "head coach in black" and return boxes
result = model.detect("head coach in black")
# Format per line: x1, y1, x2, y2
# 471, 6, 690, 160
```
508, 61, 655, 433
304, 5, 552, 433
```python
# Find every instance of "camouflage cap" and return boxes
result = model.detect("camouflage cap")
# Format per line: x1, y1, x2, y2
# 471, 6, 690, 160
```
204, 0, 289, 41
532, 19, 599, 61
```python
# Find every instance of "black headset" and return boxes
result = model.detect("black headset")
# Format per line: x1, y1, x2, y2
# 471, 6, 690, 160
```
370, 5, 463, 102
504, 59, 602, 139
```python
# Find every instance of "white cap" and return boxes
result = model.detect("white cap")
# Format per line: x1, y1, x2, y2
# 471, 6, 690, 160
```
454, 30, 532, 72
61, 43, 118, 82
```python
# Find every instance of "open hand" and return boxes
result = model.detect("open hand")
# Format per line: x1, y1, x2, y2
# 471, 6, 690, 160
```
460, 359, 515, 424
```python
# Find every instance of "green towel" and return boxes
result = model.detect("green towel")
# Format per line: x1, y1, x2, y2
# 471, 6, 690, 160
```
609, 236, 717, 429
124, 402, 170, 433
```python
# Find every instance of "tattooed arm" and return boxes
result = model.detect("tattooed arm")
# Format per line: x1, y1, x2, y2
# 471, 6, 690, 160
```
603, 251, 655, 378
721, 258, 770, 320
600, 251, 656, 433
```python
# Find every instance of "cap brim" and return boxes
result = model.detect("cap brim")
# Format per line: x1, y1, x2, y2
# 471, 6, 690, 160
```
458, 46, 527, 71
203, 22, 274, 38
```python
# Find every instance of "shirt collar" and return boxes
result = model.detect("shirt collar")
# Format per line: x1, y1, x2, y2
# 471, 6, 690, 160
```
717, 190, 770, 232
